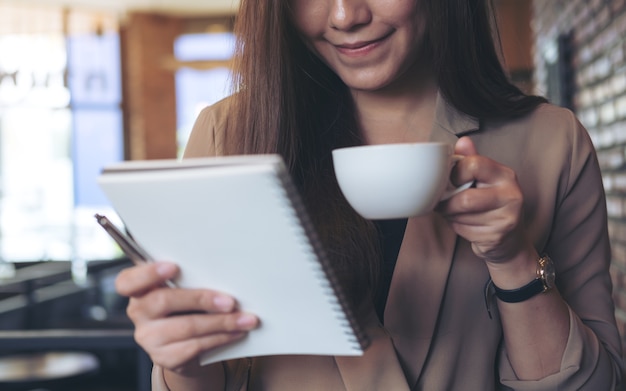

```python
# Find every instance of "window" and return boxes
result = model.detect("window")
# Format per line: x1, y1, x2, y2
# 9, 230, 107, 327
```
0, 5, 123, 263
174, 31, 235, 155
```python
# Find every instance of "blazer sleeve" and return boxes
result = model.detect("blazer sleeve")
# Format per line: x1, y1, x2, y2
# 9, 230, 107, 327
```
498, 110, 624, 389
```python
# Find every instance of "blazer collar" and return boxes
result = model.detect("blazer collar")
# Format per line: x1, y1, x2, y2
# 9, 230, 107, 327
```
431, 93, 480, 139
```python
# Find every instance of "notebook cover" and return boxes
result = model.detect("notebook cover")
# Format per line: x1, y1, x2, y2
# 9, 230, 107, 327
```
97, 155, 369, 365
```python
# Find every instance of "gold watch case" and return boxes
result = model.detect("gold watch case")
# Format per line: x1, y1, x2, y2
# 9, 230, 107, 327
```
537, 254, 556, 292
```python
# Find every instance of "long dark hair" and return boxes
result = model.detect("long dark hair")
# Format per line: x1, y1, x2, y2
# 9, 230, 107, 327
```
424, 0, 547, 118
227, 0, 545, 310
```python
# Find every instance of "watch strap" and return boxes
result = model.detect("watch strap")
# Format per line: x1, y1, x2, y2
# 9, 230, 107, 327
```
492, 278, 545, 303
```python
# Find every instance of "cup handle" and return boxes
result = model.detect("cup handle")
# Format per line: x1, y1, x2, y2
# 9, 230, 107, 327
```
440, 154, 474, 201
440, 180, 474, 201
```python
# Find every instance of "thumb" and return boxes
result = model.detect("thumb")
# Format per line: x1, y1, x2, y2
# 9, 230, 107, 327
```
455, 136, 478, 156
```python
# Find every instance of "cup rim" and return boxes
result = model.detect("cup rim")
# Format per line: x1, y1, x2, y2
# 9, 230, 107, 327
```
332, 142, 450, 154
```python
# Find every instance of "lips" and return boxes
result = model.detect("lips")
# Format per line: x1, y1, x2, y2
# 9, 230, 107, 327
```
333, 32, 392, 57
335, 39, 382, 56
336, 39, 380, 50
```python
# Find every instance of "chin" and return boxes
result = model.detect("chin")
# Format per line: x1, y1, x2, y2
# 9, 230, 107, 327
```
335, 66, 402, 92
341, 75, 394, 92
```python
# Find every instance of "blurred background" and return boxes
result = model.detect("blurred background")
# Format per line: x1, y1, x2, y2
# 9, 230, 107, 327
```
0, 0, 625, 390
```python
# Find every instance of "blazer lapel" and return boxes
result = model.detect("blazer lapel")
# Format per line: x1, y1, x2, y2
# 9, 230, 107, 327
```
333, 213, 459, 390
383, 212, 458, 386
383, 94, 480, 386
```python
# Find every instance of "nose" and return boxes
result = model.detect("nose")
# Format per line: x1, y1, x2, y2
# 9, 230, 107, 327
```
329, 0, 372, 31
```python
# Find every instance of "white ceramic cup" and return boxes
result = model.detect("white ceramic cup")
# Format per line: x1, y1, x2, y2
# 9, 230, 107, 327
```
332, 142, 472, 220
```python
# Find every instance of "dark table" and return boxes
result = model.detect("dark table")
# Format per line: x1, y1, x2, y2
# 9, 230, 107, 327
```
0, 259, 150, 391
0, 329, 150, 391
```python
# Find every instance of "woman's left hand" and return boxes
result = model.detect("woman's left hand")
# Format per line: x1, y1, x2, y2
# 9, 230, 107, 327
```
436, 136, 534, 267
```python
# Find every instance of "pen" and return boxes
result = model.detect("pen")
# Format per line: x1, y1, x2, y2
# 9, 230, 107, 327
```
94, 213, 176, 287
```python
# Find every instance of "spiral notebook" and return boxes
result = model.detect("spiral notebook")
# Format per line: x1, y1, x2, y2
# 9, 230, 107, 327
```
96, 155, 369, 365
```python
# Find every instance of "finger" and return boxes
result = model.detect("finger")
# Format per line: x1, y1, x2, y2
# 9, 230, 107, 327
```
448, 221, 523, 261
136, 311, 259, 349
438, 186, 500, 216
438, 186, 522, 238
127, 288, 239, 322
448, 221, 498, 241
446, 207, 518, 232
451, 156, 517, 191
454, 136, 478, 156
135, 311, 258, 368
115, 262, 179, 297
150, 331, 248, 370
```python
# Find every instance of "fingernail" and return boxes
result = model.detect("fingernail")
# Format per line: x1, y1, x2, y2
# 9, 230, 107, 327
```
156, 263, 176, 277
213, 295, 235, 311
236, 314, 258, 329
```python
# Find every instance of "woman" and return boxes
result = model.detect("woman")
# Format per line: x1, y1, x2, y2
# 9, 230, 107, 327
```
115, 0, 623, 389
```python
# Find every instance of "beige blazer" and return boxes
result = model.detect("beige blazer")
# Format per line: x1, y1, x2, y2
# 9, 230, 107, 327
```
153, 95, 623, 390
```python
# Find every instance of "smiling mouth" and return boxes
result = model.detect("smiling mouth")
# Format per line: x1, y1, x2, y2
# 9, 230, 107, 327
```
337, 40, 379, 50
334, 33, 392, 56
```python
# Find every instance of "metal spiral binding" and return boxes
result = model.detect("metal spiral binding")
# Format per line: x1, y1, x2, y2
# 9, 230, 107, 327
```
272, 161, 371, 352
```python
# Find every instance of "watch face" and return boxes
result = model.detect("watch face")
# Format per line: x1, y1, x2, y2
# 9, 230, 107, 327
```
540, 256, 556, 289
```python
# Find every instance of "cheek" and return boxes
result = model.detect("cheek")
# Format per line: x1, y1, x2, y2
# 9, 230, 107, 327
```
386, 0, 424, 31
289, 1, 326, 38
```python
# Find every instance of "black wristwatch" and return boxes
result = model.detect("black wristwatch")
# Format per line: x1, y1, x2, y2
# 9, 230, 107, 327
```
492, 255, 556, 303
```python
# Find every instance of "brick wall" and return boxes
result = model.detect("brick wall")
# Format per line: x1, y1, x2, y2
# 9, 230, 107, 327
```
532, 0, 626, 352
120, 12, 181, 160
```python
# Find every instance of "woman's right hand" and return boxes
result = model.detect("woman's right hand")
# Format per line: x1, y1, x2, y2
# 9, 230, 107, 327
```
115, 262, 259, 377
